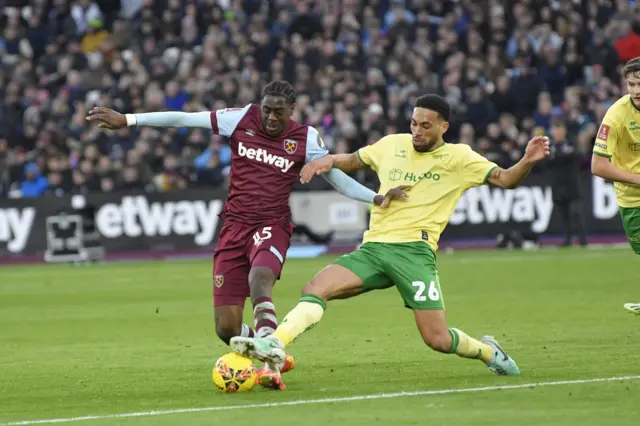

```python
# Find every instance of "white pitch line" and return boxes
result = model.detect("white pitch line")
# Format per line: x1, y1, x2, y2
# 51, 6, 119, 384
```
2, 375, 639, 426
451, 250, 624, 263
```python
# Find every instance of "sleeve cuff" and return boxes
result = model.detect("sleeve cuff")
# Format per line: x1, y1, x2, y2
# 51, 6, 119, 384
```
125, 114, 137, 127
356, 150, 368, 165
593, 151, 612, 159
483, 166, 498, 184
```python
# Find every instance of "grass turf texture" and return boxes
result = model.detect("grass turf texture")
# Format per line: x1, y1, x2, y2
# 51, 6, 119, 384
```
1, 248, 639, 425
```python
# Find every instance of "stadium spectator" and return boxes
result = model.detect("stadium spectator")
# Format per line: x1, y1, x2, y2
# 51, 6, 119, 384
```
0, 0, 635, 199
20, 162, 49, 197
614, 20, 640, 62
547, 118, 588, 247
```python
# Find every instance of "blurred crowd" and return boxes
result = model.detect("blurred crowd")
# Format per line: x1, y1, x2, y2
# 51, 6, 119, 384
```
0, 0, 637, 198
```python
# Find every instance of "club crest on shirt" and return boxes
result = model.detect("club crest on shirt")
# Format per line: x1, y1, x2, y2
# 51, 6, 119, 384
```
245, 129, 255, 136
284, 139, 298, 154
214, 274, 224, 288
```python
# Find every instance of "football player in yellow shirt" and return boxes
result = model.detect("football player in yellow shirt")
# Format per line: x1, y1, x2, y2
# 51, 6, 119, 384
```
592, 58, 640, 316
230, 94, 550, 388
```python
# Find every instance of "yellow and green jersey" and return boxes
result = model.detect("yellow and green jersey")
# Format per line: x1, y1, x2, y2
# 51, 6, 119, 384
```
593, 94, 640, 208
357, 134, 497, 252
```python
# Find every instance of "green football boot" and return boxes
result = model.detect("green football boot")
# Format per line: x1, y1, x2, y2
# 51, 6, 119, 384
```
481, 335, 520, 376
230, 336, 286, 371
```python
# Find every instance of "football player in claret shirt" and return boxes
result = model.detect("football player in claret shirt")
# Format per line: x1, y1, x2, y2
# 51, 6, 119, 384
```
230, 94, 551, 388
591, 57, 640, 316
87, 81, 407, 389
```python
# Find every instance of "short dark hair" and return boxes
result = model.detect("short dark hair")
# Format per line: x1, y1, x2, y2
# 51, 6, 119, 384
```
623, 57, 640, 79
551, 117, 566, 128
415, 94, 452, 122
262, 80, 297, 104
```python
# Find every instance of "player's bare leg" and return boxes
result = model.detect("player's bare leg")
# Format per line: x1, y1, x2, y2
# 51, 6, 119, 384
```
624, 303, 640, 315
231, 264, 363, 387
213, 305, 248, 345
414, 309, 519, 375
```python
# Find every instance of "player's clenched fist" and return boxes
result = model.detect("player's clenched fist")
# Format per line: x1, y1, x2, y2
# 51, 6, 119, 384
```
300, 155, 335, 184
524, 136, 551, 162
86, 107, 128, 130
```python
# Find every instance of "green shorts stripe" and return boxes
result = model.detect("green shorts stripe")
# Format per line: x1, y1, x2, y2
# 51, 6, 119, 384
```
620, 206, 640, 255
334, 242, 444, 310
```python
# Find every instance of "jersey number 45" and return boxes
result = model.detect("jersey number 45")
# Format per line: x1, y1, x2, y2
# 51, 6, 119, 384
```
253, 227, 273, 247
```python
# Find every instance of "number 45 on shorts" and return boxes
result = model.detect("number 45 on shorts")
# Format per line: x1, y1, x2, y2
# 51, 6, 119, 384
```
253, 227, 272, 247
412, 280, 440, 302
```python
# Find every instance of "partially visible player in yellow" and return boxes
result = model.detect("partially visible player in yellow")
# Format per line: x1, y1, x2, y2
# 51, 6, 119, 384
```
591, 57, 640, 316
230, 94, 550, 386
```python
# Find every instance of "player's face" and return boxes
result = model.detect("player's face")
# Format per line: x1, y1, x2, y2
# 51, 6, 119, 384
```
410, 108, 449, 152
551, 124, 566, 142
260, 95, 294, 137
626, 72, 640, 104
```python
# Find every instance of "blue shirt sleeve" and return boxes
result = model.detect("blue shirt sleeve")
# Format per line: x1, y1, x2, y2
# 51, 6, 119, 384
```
303, 127, 376, 204
304, 126, 329, 163
322, 168, 377, 204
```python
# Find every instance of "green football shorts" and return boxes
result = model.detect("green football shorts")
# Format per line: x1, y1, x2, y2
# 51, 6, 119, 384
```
334, 241, 444, 310
620, 206, 640, 255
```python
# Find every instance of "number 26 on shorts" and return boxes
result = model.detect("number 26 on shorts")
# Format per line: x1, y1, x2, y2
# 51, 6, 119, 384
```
412, 280, 440, 302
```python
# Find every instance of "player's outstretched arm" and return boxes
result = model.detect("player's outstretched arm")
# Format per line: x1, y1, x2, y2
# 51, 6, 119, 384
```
300, 153, 364, 183
486, 136, 550, 189
591, 154, 640, 186
301, 152, 408, 207
86, 107, 212, 130
320, 169, 410, 207
322, 168, 382, 204
301, 133, 407, 207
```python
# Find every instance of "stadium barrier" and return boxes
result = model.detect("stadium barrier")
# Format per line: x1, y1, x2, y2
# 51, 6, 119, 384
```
0, 189, 370, 256
0, 172, 624, 257
442, 172, 623, 240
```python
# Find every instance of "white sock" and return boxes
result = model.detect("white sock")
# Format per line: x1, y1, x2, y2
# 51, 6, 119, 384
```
240, 323, 254, 338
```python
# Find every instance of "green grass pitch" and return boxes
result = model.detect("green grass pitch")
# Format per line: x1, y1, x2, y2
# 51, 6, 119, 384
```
1, 248, 639, 425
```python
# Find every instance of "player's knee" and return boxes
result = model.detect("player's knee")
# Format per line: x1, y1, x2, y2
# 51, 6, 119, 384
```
215, 322, 241, 345
421, 331, 452, 353
301, 280, 329, 301
301, 281, 316, 295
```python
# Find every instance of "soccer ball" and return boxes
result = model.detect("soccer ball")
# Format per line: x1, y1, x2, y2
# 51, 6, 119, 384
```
212, 353, 257, 393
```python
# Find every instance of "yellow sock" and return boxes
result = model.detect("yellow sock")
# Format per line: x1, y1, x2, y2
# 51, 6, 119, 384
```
449, 328, 494, 364
273, 294, 326, 346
